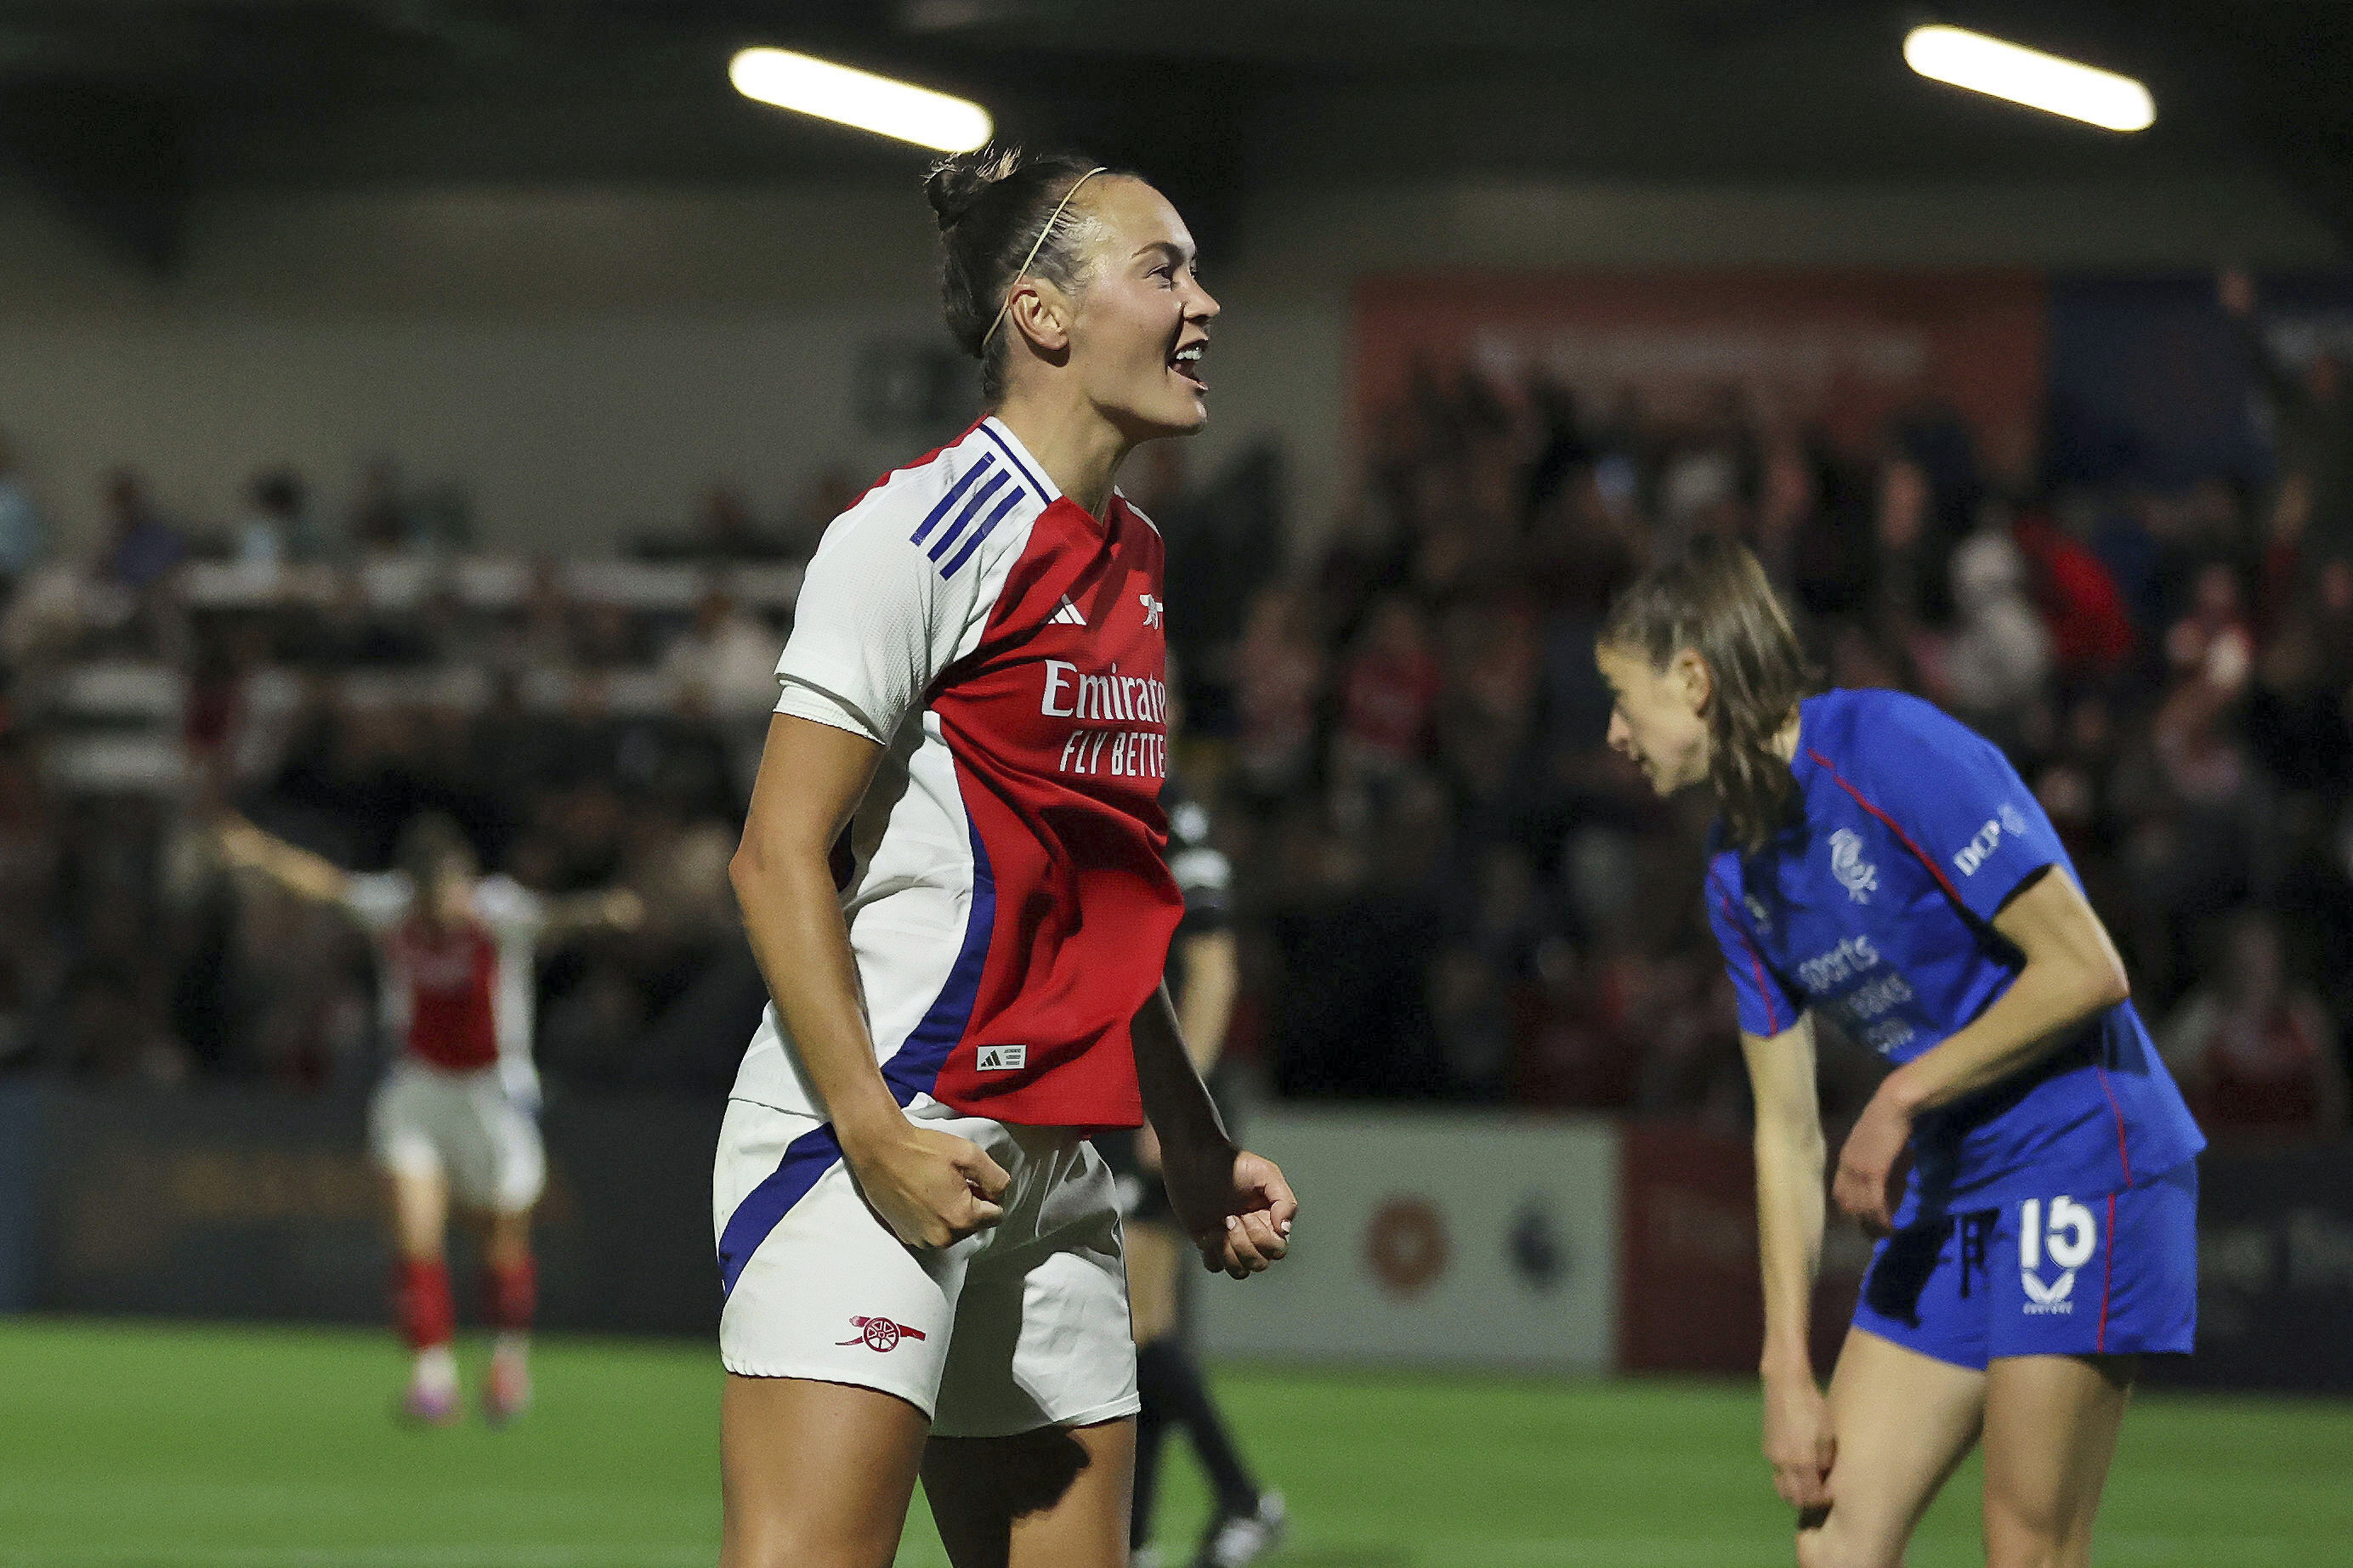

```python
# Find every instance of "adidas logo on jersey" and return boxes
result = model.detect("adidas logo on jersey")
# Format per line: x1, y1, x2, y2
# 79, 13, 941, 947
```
975, 1044, 1027, 1072
1052, 596, 1086, 626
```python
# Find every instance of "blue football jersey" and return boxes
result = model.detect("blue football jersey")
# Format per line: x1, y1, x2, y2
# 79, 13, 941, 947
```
1704, 688, 2203, 1221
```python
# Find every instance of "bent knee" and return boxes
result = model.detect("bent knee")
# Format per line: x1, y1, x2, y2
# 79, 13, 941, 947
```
721, 1520, 895, 1568
1985, 1491, 2097, 1568
1795, 1515, 1905, 1568
1983, 1548, 2087, 1568
1982, 1520, 2091, 1568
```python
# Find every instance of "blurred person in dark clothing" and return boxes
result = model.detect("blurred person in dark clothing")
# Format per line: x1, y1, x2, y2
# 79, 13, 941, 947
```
349, 458, 412, 555
2160, 907, 2347, 1147
2246, 560, 2353, 805
237, 467, 322, 568
57, 962, 191, 1086
0, 431, 44, 595
1229, 585, 1324, 809
99, 469, 186, 591
1863, 454, 1940, 654
2220, 267, 2353, 568
1330, 597, 1438, 829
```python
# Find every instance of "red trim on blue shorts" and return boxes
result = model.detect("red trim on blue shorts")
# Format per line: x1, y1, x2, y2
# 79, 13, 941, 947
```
2097, 1192, 2116, 1353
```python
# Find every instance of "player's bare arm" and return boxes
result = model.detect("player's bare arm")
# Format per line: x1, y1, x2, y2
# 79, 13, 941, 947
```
1741, 1015, 1834, 1512
1173, 927, 1239, 1070
1136, 926, 1239, 1173
214, 813, 353, 904
1835, 869, 2132, 1231
729, 711, 1010, 1248
1131, 982, 1295, 1279
539, 886, 645, 941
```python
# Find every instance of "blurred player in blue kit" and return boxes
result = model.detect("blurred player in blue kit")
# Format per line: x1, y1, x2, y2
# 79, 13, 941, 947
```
1595, 539, 2203, 1568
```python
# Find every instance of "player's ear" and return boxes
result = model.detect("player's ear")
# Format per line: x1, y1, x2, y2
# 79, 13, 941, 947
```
1009, 280, 1074, 355
1668, 646, 1712, 717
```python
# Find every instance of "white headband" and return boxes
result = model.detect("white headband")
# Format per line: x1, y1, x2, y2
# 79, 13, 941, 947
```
981, 167, 1108, 351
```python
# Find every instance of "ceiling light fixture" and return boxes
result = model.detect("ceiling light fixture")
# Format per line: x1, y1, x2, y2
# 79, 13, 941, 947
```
1903, 24, 2155, 133
729, 47, 993, 153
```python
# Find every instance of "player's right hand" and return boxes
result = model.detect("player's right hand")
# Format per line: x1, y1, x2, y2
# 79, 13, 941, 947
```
1760, 1371, 1835, 1511
843, 1120, 1010, 1249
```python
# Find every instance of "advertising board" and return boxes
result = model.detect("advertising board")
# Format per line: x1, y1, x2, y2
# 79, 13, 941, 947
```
1197, 1109, 1619, 1372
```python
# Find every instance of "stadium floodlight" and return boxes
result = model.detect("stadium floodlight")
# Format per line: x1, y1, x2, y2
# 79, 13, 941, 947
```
1902, 24, 2155, 133
729, 47, 993, 153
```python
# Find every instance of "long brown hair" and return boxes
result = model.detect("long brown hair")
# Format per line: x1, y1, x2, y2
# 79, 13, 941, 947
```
1602, 535, 1815, 852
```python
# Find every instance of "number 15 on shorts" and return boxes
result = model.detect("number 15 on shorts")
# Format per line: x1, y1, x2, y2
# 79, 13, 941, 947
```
2020, 1196, 2097, 1312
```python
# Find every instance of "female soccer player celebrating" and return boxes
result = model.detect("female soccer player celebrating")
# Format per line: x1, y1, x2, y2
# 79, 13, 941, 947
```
217, 811, 640, 1424
713, 145, 1296, 1568
1595, 539, 2202, 1568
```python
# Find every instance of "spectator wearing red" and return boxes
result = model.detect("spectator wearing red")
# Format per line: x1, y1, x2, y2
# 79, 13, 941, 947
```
2013, 506, 2134, 680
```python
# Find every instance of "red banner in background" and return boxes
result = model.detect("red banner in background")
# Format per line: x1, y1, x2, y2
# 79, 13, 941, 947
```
1352, 271, 2048, 474
1617, 1121, 1870, 1375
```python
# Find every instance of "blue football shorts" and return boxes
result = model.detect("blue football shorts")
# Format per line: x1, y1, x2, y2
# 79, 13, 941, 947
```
1851, 1159, 2197, 1369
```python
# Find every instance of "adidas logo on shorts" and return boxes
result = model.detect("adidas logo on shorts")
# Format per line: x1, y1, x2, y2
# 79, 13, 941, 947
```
975, 1044, 1027, 1072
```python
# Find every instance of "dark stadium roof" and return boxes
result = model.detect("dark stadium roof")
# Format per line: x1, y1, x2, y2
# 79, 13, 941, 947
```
3, 1, 2350, 268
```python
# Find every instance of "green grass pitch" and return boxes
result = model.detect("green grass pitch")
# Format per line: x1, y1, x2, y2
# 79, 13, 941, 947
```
0, 1319, 2347, 1566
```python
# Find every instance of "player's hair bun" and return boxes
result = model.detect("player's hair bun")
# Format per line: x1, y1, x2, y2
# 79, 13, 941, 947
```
925, 143, 1023, 232
930, 143, 1130, 400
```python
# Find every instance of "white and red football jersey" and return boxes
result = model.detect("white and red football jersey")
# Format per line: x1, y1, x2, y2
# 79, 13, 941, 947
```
732, 416, 1182, 1129
345, 872, 547, 1084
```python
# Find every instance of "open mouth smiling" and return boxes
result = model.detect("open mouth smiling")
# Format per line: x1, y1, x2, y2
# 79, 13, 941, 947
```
1170, 339, 1208, 389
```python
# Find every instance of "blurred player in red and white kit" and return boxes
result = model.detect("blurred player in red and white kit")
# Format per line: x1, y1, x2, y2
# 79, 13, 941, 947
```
714, 144, 1296, 1568
218, 812, 638, 1424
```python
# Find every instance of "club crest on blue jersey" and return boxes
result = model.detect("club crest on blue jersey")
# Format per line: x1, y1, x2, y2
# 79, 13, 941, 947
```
1829, 827, 1879, 903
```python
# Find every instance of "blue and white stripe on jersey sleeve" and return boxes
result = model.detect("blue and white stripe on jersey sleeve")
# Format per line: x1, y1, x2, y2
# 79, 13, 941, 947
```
910, 450, 1029, 580
902, 420, 1057, 581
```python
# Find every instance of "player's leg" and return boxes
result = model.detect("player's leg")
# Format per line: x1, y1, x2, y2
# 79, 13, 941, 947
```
383, 1166, 460, 1421
927, 1128, 1139, 1568
714, 1095, 974, 1566
468, 1080, 546, 1424
372, 1067, 462, 1421
1973, 1164, 2197, 1567
1796, 1328, 1986, 1568
1977, 1354, 2134, 1568
924, 1418, 1135, 1568
723, 1375, 931, 1568
479, 1204, 537, 1424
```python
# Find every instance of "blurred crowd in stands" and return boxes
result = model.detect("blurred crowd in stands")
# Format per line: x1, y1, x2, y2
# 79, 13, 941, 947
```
0, 269, 2348, 1152
0, 456, 821, 1098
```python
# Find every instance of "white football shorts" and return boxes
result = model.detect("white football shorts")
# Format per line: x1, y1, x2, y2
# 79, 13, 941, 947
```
369, 1060, 547, 1214
713, 1094, 1137, 1438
